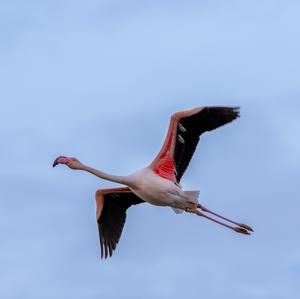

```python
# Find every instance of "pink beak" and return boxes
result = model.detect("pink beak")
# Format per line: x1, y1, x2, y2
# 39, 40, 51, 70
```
53, 156, 69, 167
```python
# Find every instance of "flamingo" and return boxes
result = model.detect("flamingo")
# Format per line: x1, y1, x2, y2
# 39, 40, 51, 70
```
53, 106, 253, 258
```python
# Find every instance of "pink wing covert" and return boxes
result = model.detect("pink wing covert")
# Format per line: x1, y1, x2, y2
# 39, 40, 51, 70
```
150, 107, 205, 182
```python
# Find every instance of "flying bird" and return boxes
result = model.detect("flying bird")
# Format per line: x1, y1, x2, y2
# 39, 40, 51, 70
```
53, 106, 253, 258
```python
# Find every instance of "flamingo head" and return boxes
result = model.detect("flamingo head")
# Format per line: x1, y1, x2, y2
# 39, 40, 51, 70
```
52, 156, 83, 170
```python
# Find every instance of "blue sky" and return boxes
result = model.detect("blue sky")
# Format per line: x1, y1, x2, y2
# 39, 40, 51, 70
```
1, 0, 300, 298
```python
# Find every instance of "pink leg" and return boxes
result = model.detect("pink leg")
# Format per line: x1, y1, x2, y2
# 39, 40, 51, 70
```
188, 209, 251, 235
197, 204, 254, 232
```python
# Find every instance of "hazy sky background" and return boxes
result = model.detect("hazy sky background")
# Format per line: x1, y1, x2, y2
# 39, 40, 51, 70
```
1, 0, 300, 298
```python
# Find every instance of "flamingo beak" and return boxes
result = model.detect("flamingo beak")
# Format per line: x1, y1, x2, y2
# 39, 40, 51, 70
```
52, 156, 66, 167
52, 158, 60, 167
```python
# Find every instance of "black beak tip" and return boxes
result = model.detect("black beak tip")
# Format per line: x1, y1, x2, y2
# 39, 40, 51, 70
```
52, 159, 59, 167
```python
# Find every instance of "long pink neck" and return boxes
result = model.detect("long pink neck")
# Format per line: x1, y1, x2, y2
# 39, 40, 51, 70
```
81, 165, 129, 185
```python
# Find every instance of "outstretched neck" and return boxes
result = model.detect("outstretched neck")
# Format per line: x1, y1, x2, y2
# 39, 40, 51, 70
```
81, 165, 130, 186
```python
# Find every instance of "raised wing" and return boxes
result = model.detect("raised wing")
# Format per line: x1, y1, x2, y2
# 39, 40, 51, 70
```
150, 107, 240, 182
95, 187, 144, 259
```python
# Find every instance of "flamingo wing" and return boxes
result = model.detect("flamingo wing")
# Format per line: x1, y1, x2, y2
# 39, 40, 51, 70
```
95, 187, 144, 258
150, 107, 240, 182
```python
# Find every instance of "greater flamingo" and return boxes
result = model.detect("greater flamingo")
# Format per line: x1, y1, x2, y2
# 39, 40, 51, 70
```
53, 106, 253, 258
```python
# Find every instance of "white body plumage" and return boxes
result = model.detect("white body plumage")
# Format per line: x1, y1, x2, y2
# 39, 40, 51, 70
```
127, 167, 199, 210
